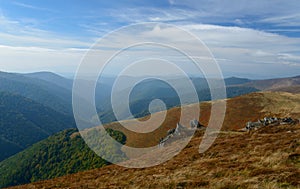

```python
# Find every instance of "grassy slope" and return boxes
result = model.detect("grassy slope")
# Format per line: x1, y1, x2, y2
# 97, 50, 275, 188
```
10, 91, 300, 188
242, 75, 300, 91
104, 91, 300, 148
269, 85, 300, 94
11, 124, 300, 189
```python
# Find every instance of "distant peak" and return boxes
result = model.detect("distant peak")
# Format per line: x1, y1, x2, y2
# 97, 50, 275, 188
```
24, 71, 65, 79
226, 76, 249, 80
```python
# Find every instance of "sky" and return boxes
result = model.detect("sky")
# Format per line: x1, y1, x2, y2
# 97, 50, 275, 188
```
0, 0, 299, 79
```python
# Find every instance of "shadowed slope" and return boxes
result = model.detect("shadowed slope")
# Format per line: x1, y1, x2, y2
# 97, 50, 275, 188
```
0, 92, 75, 161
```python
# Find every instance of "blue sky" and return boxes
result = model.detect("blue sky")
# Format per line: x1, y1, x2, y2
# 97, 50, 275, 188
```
0, 0, 299, 78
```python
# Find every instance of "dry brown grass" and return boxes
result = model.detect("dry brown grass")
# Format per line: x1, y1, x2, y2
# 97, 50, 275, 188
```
269, 85, 300, 94
87, 92, 300, 149
10, 123, 300, 189
8, 91, 300, 189
243, 76, 300, 91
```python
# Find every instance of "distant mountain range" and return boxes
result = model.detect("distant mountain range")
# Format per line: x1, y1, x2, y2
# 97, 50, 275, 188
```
96, 76, 259, 122
24, 71, 74, 91
0, 71, 73, 115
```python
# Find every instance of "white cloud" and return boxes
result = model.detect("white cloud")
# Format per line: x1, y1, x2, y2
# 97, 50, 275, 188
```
0, 14, 93, 48
183, 24, 300, 71
110, 0, 300, 29
105, 7, 200, 24
0, 45, 86, 74
260, 13, 300, 27
0, 14, 91, 74
70, 23, 300, 78
1, 2, 300, 79
12, 1, 56, 12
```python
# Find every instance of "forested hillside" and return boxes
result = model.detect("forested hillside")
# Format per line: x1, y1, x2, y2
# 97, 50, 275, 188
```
0, 128, 126, 188
0, 92, 75, 161
0, 71, 73, 115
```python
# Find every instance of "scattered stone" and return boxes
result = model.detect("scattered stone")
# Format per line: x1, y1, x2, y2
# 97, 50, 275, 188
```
245, 117, 298, 131
190, 119, 205, 129
159, 120, 206, 147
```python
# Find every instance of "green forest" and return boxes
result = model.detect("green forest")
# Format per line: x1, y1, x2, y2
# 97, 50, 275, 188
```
0, 128, 126, 188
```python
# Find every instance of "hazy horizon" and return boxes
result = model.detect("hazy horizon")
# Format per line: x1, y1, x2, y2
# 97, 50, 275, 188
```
2, 69, 300, 80
0, 0, 300, 79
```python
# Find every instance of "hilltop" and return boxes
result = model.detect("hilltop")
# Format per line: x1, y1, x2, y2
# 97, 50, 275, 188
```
104, 91, 300, 148
240, 75, 300, 92
8, 91, 300, 188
